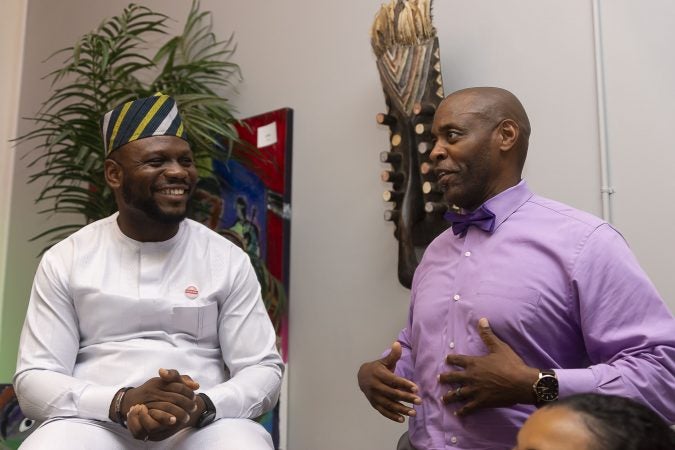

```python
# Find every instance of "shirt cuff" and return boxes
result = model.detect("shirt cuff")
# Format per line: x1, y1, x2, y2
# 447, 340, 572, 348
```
555, 368, 597, 398
201, 384, 239, 420
78, 385, 120, 422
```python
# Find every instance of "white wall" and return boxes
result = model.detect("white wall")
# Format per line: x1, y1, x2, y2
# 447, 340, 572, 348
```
0, 0, 27, 366
435, 1, 604, 217
3, 1, 674, 449
600, 0, 675, 308
1, 0, 94, 379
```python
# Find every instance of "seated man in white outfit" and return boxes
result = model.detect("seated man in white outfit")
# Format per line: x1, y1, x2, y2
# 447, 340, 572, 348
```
13, 93, 284, 449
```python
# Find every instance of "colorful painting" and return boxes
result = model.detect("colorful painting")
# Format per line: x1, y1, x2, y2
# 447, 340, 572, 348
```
0, 384, 36, 449
213, 108, 293, 448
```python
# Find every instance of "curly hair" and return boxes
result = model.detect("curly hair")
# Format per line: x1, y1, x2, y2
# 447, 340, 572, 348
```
547, 394, 675, 450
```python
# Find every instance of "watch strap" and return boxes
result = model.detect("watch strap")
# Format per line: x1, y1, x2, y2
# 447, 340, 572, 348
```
196, 393, 216, 428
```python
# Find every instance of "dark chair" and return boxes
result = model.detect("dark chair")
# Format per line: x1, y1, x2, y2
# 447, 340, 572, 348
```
397, 431, 417, 450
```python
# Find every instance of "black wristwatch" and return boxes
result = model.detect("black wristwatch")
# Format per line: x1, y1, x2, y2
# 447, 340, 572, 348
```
533, 369, 559, 404
196, 393, 216, 428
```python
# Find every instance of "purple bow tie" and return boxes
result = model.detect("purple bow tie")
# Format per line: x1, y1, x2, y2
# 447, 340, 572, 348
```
444, 205, 496, 236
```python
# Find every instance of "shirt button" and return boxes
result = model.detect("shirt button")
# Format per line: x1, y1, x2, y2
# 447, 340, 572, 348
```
453, 294, 460, 301
449, 341, 455, 349
464, 251, 471, 257
450, 436, 458, 444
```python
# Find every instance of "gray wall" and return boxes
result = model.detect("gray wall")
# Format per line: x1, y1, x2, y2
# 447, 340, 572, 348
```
601, 0, 675, 308
3, 1, 674, 449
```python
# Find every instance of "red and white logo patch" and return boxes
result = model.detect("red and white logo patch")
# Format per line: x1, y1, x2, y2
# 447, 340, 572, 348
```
184, 285, 199, 299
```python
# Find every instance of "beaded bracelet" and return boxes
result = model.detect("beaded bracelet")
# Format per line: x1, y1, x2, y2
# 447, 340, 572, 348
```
113, 387, 133, 428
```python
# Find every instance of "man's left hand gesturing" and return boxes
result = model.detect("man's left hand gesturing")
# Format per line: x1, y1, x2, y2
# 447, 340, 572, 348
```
438, 318, 539, 416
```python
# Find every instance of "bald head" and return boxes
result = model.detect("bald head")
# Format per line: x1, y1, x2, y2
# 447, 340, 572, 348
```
442, 87, 531, 167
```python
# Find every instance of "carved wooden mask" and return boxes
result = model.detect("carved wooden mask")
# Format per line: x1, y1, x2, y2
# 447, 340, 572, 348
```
371, 0, 450, 288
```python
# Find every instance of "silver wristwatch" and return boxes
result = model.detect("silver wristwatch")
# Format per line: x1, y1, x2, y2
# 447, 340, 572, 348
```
533, 369, 559, 404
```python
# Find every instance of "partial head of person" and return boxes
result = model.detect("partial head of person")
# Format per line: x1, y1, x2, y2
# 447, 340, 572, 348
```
515, 393, 675, 450
430, 86, 531, 211
101, 93, 197, 241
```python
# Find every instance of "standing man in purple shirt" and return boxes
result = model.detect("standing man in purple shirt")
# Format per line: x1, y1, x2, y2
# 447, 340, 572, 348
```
358, 87, 675, 450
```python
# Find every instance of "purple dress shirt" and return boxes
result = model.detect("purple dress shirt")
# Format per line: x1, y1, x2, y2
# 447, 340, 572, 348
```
394, 181, 675, 450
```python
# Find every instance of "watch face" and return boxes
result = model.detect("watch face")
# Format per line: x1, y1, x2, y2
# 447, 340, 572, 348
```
198, 411, 216, 428
536, 375, 559, 402
197, 393, 217, 428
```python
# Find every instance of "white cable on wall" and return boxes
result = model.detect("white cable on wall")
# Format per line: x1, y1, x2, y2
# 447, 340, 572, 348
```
591, 0, 614, 223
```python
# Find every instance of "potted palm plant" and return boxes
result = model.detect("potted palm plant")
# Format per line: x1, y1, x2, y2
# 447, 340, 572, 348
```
17, 1, 285, 329
19, 1, 244, 246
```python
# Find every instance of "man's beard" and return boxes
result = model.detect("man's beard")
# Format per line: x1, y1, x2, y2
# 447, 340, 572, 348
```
122, 184, 190, 225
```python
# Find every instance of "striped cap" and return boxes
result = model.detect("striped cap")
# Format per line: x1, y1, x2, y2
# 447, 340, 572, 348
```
100, 93, 188, 154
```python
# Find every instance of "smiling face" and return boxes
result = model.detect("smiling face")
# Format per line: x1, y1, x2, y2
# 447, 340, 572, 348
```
514, 406, 595, 450
105, 135, 198, 240
430, 88, 526, 211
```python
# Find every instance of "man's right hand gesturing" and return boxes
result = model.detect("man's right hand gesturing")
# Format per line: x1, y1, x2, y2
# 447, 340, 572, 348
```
357, 341, 422, 423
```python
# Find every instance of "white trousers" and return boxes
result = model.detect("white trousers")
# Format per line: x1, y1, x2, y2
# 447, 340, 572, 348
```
20, 417, 274, 450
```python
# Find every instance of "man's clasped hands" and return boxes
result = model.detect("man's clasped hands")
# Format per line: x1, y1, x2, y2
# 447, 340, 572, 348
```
114, 368, 205, 441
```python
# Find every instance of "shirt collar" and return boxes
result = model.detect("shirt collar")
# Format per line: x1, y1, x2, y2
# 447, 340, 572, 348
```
111, 211, 187, 249
481, 179, 533, 232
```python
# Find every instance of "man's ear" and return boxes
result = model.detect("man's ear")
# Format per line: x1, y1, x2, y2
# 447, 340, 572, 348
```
497, 119, 519, 152
104, 158, 122, 189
